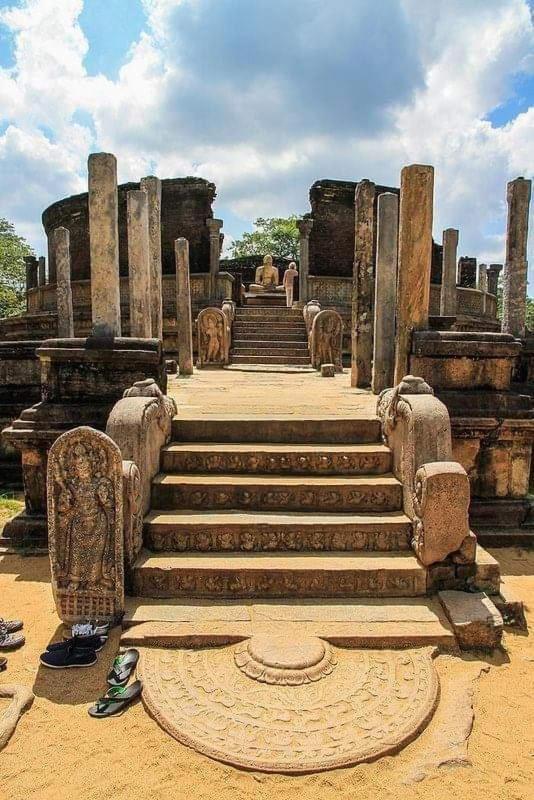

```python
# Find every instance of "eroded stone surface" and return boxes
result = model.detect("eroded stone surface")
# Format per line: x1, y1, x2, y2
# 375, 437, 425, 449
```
138, 643, 439, 773
439, 590, 503, 650
234, 635, 336, 685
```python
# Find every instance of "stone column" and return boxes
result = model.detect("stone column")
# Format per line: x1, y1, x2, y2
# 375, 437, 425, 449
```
458, 256, 477, 288
502, 177, 532, 338
394, 164, 434, 385
439, 228, 458, 317
175, 237, 193, 376
207, 218, 223, 300
88, 152, 121, 337
53, 227, 74, 338
487, 264, 503, 296
372, 192, 398, 393
24, 256, 38, 292
351, 179, 375, 388
127, 190, 152, 339
140, 176, 163, 340
38, 256, 46, 287
297, 218, 313, 305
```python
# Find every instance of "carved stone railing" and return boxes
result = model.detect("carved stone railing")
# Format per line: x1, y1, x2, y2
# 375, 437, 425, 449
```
377, 375, 475, 566
303, 300, 322, 345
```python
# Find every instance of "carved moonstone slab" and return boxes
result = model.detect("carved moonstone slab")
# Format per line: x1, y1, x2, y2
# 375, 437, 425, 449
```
47, 426, 125, 623
138, 643, 439, 773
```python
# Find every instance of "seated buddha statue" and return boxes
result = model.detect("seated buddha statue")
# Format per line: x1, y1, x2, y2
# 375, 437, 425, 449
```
248, 254, 284, 293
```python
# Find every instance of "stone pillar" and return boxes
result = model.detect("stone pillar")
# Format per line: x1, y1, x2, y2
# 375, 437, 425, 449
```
439, 228, 458, 317
351, 179, 376, 388
457, 256, 477, 288
140, 176, 163, 340
394, 164, 434, 385
88, 152, 121, 337
502, 177, 532, 338
297, 218, 313, 305
487, 263, 503, 296
207, 218, 223, 299
372, 192, 398, 393
24, 256, 38, 292
175, 237, 193, 376
53, 227, 74, 338
38, 256, 46, 287
127, 190, 152, 339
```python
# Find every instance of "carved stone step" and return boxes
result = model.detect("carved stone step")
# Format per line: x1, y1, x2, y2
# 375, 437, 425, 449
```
171, 416, 382, 444
161, 442, 392, 475
131, 550, 428, 599
231, 347, 310, 358
231, 355, 312, 365
144, 509, 412, 552
233, 321, 307, 330
237, 307, 301, 316
232, 340, 309, 350
121, 597, 456, 649
150, 473, 402, 513
231, 331, 307, 342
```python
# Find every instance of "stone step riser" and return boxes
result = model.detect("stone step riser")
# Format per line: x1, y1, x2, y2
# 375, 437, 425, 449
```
132, 565, 427, 599
233, 324, 307, 331
232, 340, 309, 350
144, 523, 412, 553
232, 348, 310, 358
160, 448, 392, 475
231, 332, 307, 342
171, 418, 382, 444
151, 482, 402, 513
231, 355, 311, 365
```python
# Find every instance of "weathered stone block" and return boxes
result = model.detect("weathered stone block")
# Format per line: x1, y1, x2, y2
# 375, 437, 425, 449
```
321, 363, 335, 378
438, 590, 503, 650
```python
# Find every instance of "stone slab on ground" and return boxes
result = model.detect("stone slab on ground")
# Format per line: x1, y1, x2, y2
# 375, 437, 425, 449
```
122, 597, 456, 649
438, 590, 503, 650
494, 579, 527, 629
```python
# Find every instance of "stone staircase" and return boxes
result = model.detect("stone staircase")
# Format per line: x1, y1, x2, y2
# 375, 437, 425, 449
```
230, 306, 311, 366
131, 415, 430, 601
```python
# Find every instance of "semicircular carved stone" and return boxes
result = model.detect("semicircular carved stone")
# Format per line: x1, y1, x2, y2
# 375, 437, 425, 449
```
310, 309, 343, 372
234, 635, 336, 685
47, 426, 124, 624
138, 643, 439, 774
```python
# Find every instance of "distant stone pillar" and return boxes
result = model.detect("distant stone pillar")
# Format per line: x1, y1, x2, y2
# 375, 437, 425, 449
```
24, 256, 38, 292
207, 218, 223, 299
175, 237, 194, 376
394, 164, 434, 385
439, 228, 458, 317
487, 264, 503, 296
502, 177, 532, 338
53, 227, 74, 338
88, 152, 121, 337
140, 176, 163, 340
38, 256, 46, 287
297, 218, 313, 305
478, 264, 488, 292
127, 190, 152, 339
351, 179, 376, 388
372, 192, 398, 393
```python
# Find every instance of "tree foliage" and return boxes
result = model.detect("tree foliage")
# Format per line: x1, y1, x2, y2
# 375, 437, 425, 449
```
230, 216, 300, 260
0, 218, 33, 318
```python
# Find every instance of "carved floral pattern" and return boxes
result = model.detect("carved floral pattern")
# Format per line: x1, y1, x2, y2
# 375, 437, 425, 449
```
164, 451, 387, 475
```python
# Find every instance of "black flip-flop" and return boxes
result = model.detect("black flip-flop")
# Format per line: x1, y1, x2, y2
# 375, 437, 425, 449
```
88, 680, 143, 718
107, 649, 139, 687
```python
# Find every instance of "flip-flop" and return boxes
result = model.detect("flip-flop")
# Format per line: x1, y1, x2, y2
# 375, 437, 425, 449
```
88, 680, 143, 718
107, 649, 139, 687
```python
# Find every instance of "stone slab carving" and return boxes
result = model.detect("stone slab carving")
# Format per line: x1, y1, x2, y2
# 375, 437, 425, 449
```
377, 376, 473, 566
138, 643, 438, 773
412, 462, 471, 566
197, 307, 228, 368
107, 379, 177, 524
310, 310, 343, 372
47, 426, 124, 623
0, 684, 34, 751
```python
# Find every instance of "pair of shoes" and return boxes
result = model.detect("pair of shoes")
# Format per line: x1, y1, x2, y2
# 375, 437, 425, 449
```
64, 622, 110, 640
88, 649, 142, 718
0, 620, 25, 650
40, 620, 112, 668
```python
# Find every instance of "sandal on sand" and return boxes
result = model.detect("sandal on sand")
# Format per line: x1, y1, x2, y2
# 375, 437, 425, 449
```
0, 626, 25, 650
107, 649, 139, 687
0, 618, 23, 633
88, 680, 143, 718
48, 634, 107, 653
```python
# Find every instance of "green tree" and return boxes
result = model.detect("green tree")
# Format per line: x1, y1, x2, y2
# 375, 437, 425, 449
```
0, 218, 33, 318
230, 216, 300, 260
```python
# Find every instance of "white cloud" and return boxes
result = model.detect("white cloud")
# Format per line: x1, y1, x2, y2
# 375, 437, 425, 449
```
0, 0, 532, 289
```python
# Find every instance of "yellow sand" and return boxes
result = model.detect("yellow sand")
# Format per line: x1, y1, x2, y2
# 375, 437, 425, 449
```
0, 548, 533, 800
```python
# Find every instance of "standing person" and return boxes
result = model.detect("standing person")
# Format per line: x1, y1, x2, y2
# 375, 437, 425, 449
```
283, 261, 299, 307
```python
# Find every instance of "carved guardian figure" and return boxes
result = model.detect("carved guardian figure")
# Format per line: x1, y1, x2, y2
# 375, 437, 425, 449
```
310, 309, 343, 372
197, 307, 229, 368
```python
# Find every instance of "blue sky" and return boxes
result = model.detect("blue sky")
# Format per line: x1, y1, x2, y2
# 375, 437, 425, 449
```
0, 0, 532, 287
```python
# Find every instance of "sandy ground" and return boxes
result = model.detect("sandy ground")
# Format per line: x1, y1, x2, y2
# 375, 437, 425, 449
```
0, 548, 532, 800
